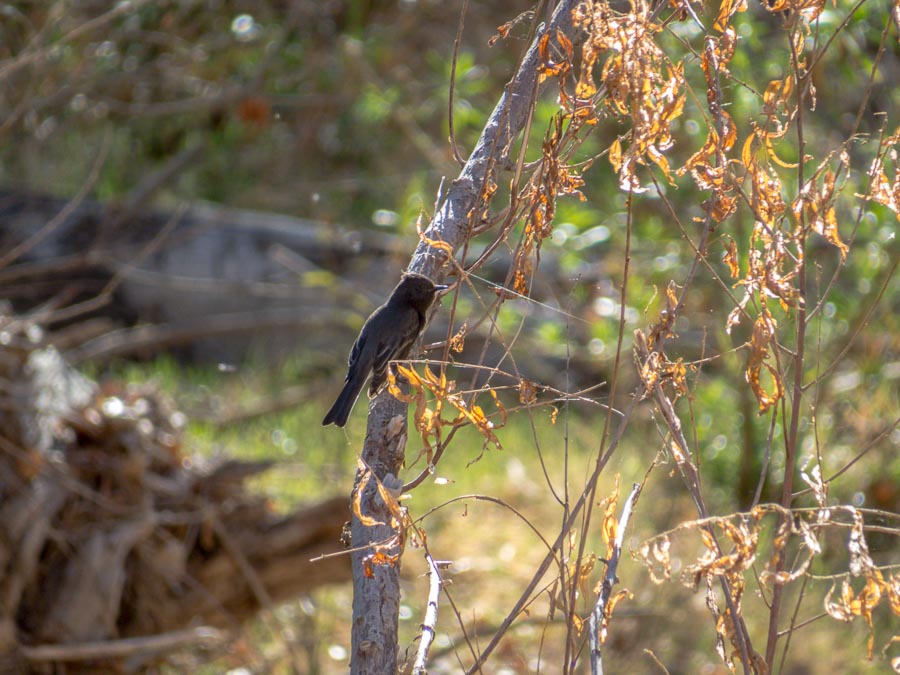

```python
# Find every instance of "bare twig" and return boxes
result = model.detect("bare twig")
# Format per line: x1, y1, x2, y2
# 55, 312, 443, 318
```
412, 554, 449, 674
21, 626, 226, 663
448, 0, 470, 167
210, 516, 305, 675
635, 333, 755, 672
467, 395, 643, 674
765, 20, 812, 668
350, 3, 580, 674
0, 132, 110, 270
0, 0, 156, 82
111, 143, 205, 228
590, 482, 641, 675
65, 307, 345, 364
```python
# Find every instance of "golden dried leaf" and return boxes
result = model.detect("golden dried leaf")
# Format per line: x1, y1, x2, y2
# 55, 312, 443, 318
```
887, 573, 900, 616
599, 477, 620, 554
414, 405, 436, 458
825, 572, 887, 660
700, 528, 717, 552
679, 120, 732, 182
714, 0, 747, 32
449, 323, 468, 353
512, 212, 536, 295
352, 461, 384, 528
640, 535, 672, 583
369, 550, 401, 568
489, 20, 512, 47
387, 366, 419, 403
639, 351, 662, 394
415, 212, 454, 258
670, 439, 686, 464
446, 393, 503, 451
668, 358, 688, 397
725, 306, 743, 335
537, 31, 571, 82
537, 33, 552, 79
750, 162, 787, 227
556, 28, 573, 60
666, 280, 678, 316
719, 27, 737, 65
518, 378, 538, 405
489, 389, 508, 428
423, 365, 443, 389
864, 156, 900, 220
571, 612, 584, 635
648, 145, 674, 184
600, 588, 634, 644
764, 131, 799, 169
579, 5, 684, 193
741, 133, 758, 170
719, 110, 737, 153
579, 553, 597, 587
763, 76, 793, 110
376, 484, 408, 532
825, 581, 853, 621
745, 311, 783, 414
723, 235, 740, 279
606, 589, 632, 620
709, 190, 738, 223
797, 170, 849, 260
576, 77, 598, 99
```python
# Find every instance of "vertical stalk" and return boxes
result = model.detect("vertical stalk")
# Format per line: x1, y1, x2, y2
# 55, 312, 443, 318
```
764, 24, 808, 669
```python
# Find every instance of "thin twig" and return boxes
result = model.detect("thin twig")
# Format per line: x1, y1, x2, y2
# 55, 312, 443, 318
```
0, 132, 111, 270
448, 0, 470, 167
412, 554, 450, 674
589, 482, 642, 675
352, 2, 581, 672
210, 516, 305, 675
466, 394, 643, 674
635, 333, 754, 672
21, 627, 226, 663
0, 0, 156, 82
766, 19, 812, 667
643, 649, 672, 674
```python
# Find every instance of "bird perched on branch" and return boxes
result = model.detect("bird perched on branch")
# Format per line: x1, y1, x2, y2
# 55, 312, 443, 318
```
322, 272, 448, 427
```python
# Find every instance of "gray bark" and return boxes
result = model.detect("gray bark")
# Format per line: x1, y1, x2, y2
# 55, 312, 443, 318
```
349, 2, 579, 673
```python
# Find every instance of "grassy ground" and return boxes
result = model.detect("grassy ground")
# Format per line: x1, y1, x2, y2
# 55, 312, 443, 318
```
105, 356, 896, 674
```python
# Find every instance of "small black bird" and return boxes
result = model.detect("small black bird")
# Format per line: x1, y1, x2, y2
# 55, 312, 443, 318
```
322, 272, 448, 427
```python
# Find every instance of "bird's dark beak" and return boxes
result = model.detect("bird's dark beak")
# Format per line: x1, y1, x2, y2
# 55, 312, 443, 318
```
434, 284, 450, 291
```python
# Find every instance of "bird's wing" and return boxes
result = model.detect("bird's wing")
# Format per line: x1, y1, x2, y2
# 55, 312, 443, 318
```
346, 332, 366, 380
372, 331, 404, 376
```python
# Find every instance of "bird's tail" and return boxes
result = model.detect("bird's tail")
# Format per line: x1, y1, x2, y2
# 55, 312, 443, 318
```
322, 370, 367, 427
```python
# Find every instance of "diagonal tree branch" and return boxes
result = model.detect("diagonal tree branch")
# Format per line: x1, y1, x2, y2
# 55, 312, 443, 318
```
590, 482, 642, 675
349, 2, 580, 673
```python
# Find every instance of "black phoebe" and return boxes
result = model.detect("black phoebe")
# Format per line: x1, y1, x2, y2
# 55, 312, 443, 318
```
322, 272, 448, 427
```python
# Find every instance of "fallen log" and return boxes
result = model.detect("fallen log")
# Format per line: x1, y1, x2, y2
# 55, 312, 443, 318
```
0, 323, 350, 673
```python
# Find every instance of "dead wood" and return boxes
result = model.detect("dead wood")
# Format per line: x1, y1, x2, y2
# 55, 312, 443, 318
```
0, 321, 350, 673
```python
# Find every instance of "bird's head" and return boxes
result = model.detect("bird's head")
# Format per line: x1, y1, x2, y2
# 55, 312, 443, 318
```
394, 272, 449, 310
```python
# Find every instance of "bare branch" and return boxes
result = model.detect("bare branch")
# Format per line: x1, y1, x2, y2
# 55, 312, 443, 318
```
350, 3, 580, 673
590, 482, 642, 675
412, 554, 449, 674
21, 627, 226, 663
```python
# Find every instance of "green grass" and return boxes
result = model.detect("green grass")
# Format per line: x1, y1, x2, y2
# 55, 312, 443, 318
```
108, 355, 897, 674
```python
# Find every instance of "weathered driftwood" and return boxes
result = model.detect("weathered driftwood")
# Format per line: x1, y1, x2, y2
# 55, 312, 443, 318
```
0, 188, 408, 363
0, 189, 634, 388
0, 328, 350, 673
